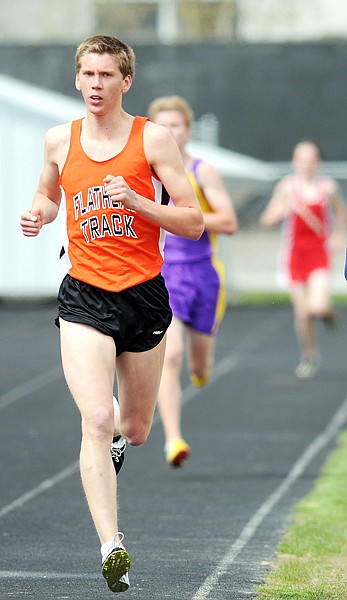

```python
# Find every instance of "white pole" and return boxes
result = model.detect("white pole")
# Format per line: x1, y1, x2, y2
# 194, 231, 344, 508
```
157, 0, 179, 43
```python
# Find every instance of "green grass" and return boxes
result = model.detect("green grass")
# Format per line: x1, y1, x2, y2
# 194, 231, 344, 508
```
254, 430, 347, 600
231, 291, 347, 307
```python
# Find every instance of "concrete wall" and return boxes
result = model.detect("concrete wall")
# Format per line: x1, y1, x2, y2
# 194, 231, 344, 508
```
1, 42, 347, 161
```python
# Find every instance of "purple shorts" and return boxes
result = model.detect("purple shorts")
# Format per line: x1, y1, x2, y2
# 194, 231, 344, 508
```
161, 257, 226, 335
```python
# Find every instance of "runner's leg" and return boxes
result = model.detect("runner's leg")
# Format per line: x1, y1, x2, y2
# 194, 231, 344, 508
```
59, 319, 118, 544
157, 319, 185, 444
116, 336, 167, 446
187, 328, 216, 387
306, 269, 332, 318
290, 284, 316, 360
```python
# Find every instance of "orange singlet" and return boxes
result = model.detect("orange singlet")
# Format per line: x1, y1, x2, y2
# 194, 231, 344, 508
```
59, 116, 167, 292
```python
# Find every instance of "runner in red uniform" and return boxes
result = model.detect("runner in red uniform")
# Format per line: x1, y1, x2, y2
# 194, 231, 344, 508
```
260, 140, 346, 379
20, 35, 203, 593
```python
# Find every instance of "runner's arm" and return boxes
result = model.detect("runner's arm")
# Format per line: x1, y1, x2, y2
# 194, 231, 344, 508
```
20, 127, 62, 237
259, 179, 290, 228
328, 180, 347, 251
195, 160, 238, 235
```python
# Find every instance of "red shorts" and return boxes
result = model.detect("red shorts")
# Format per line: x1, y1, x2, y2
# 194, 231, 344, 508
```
286, 245, 329, 285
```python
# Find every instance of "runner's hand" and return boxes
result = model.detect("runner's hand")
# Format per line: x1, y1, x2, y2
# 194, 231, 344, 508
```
20, 209, 43, 237
104, 175, 138, 211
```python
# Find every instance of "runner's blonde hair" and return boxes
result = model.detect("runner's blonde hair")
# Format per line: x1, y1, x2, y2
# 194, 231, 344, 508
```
148, 95, 194, 127
75, 34, 136, 78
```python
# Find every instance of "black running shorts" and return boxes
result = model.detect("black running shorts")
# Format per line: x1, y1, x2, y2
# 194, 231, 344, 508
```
55, 273, 172, 356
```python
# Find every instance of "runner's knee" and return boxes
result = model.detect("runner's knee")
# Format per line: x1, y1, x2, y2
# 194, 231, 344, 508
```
121, 419, 150, 446
308, 305, 329, 319
82, 405, 114, 441
164, 345, 183, 370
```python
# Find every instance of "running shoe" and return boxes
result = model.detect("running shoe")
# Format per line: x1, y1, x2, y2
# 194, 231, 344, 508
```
111, 396, 126, 475
110, 435, 126, 475
295, 358, 319, 379
165, 438, 191, 468
102, 545, 131, 593
322, 312, 338, 331
190, 373, 209, 387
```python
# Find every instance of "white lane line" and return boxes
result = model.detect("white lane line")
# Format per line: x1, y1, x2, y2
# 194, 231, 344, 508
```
155, 309, 288, 418
0, 366, 63, 410
0, 310, 290, 581
0, 309, 281, 414
0, 570, 96, 580
192, 395, 347, 599
0, 310, 286, 519
1, 389, 345, 585
0, 461, 79, 519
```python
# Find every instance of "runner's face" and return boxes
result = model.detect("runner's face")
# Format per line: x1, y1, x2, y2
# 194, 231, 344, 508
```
75, 52, 132, 114
153, 110, 190, 151
292, 143, 321, 178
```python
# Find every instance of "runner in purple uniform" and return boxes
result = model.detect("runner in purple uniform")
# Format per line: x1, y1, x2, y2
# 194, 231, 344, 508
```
148, 96, 238, 467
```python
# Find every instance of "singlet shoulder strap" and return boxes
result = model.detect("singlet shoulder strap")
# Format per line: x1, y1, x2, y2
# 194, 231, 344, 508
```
189, 158, 203, 180
130, 115, 149, 135
70, 118, 83, 140
122, 116, 149, 153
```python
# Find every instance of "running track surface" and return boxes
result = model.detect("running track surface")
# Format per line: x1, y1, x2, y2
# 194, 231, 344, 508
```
1, 301, 347, 600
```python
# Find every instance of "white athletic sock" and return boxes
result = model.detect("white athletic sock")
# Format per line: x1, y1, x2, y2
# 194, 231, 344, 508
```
101, 532, 125, 563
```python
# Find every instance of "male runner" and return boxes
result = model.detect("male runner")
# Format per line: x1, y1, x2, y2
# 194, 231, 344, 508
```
20, 36, 203, 592
148, 95, 237, 466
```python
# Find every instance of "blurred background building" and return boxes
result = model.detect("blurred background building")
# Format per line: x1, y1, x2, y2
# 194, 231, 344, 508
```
2, 0, 347, 44
1, 0, 347, 298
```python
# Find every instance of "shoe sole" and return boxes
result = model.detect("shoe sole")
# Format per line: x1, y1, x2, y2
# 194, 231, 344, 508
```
102, 548, 131, 593
295, 365, 319, 379
296, 371, 318, 379
169, 448, 190, 468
